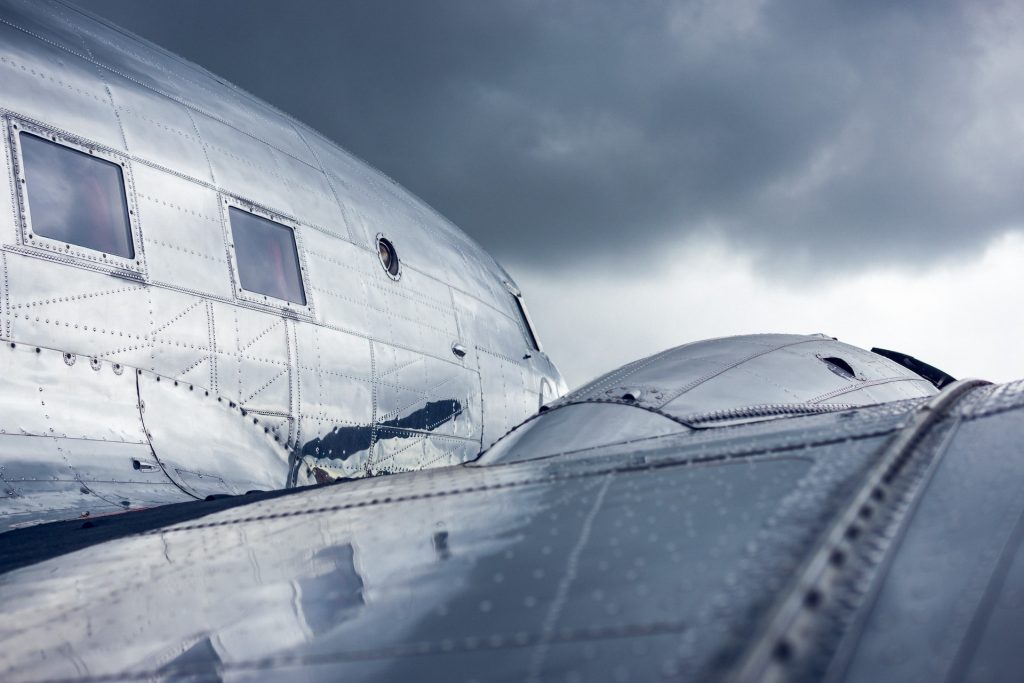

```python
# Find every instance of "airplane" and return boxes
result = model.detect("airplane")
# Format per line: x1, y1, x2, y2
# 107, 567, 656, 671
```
0, 1, 1021, 682
0, 0, 566, 532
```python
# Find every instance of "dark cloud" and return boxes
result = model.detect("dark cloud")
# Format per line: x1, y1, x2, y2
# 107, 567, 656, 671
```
74, 0, 1024, 273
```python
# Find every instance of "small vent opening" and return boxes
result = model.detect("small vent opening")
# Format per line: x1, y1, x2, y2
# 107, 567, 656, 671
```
821, 356, 856, 380
621, 389, 642, 402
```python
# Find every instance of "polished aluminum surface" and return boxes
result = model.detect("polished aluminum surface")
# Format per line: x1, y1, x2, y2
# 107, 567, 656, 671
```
0, 0, 565, 527
2, 380, 1021, 682
556, 333, 936, 419
479, 334, 938, 465
0, 3, 1019, 683
476, 401, 689, 465
0, 342, 292, 531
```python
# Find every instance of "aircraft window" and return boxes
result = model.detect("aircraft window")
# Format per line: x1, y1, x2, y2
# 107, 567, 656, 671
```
512, 293, 541, 352
19, 132, 134, 259
228, 207, 306, 305
377, 235, 400, 279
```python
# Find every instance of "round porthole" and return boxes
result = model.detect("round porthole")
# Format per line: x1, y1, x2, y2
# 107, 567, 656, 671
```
376, 234, 400, 279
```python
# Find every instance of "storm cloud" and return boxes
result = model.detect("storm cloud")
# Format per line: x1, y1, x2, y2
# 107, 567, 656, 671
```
74, 0, 1024, 274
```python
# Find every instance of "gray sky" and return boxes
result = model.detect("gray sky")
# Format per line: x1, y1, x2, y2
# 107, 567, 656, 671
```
76, 0, 1024, 387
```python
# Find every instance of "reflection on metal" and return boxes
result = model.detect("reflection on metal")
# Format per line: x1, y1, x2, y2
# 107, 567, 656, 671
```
550, 334, 936, 423
155, 638, 222, 680
477, 402, 687, 465
138, 369, 291, 498
539, 377, 556, 410
728, 378, 990, 683
4, 380, 1022, 681
297, 544, 365, 637
432, 530, 451, 561
478, 334, 939, 464
0, 4, 1019, 683
0, 0, 565, 528
295, 399, 466, 483
0, 342, 292, 531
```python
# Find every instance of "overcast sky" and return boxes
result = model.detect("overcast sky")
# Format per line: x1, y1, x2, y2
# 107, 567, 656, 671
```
76, 0, 1024, 387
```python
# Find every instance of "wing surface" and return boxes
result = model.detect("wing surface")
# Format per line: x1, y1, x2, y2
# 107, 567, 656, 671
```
2, 377, 1021, 682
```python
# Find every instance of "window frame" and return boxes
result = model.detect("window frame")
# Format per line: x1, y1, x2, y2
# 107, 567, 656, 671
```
376, 232, 401, 281
503, 280, 542, 353
9, 118, 145, 277
221, 195, 313, 316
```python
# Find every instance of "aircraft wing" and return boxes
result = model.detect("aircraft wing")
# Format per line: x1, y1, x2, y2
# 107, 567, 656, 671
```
1, 369, 1021, 682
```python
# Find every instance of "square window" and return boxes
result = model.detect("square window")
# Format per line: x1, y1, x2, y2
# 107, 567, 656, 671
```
19, 131, 135, 259
228, 207, 306, 305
